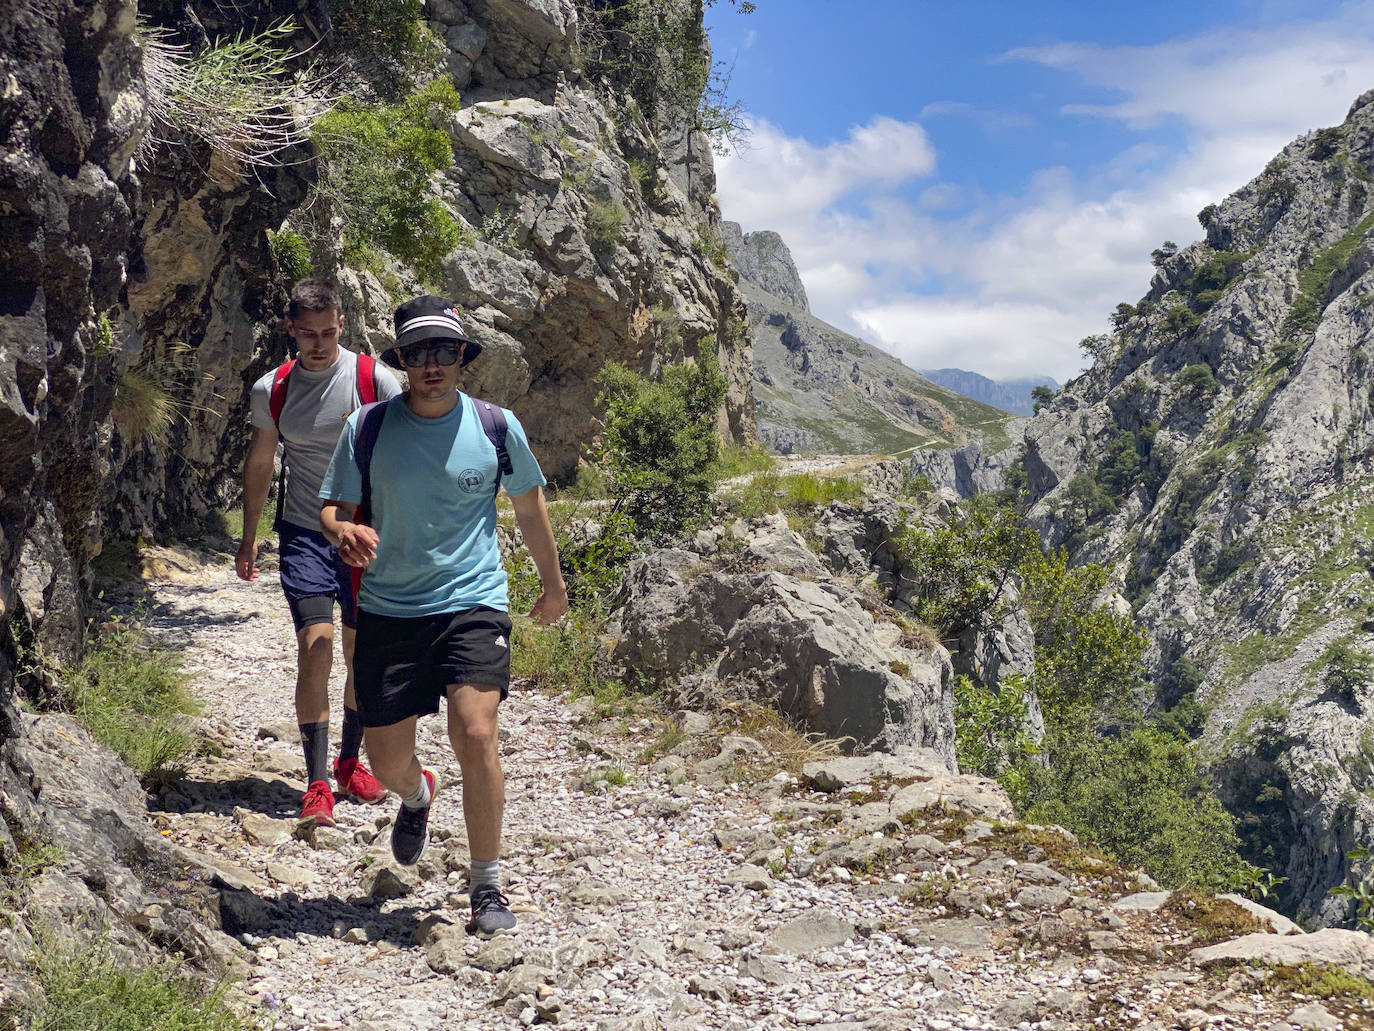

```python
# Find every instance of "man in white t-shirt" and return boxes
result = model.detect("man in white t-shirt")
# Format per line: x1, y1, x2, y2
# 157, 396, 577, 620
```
236, 278, 403, 826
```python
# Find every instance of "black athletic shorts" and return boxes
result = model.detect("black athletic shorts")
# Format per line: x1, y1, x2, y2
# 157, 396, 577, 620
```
352, 607, 513, 728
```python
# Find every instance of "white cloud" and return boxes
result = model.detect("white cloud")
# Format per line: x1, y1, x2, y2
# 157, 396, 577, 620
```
716, 6, 1374, 383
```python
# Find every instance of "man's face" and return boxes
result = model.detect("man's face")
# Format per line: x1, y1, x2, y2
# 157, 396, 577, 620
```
286, 308, 344, 370
397, 340, 465, 403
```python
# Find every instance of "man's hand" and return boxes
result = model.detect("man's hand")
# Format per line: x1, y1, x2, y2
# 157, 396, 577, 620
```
235, 539, 259, 581
336, 522, 380, 568
527, 586, 569, 626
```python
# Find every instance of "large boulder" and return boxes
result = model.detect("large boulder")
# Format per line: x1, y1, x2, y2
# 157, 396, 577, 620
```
609, 528, 956, 763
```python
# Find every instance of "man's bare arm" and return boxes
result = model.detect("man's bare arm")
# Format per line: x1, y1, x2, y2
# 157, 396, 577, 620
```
235, 427, 280, 581
320, 500, 379, 567
509, 487, 569, 626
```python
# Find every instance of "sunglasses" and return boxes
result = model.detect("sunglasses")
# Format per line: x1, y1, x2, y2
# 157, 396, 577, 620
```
397, 341, 463, 367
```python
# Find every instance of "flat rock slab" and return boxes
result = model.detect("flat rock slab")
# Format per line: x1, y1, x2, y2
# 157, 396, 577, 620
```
764, 910, 855, 955
1190, 928, 1374, 978
1112, 891, 1172, 914
802, 747, 951, 792
888, 775, 1014, 823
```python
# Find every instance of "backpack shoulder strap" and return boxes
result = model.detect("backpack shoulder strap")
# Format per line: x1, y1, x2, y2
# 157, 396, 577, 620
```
356, 353, 377, 406
268, 360, 295, 427
474, 398, 512, 497
352, 400, 390, 525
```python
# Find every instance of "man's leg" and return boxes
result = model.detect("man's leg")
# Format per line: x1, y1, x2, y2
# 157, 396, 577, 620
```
290, 605, 338, 825
368, 716, 436, 865
446, 683, 504, 861
448, 682, 514, 935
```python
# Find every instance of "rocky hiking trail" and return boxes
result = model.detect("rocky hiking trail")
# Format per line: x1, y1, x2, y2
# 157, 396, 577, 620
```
118, 549, 1374, 1031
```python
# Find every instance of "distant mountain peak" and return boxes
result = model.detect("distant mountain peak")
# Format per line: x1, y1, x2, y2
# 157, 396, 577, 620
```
723, 221, 810, 312
919, 368, 1060, 418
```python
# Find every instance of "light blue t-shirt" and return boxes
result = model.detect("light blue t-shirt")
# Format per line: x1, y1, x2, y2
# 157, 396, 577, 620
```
318, 393, 546, 617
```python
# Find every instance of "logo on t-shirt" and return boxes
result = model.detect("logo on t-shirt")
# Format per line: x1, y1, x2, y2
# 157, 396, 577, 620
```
457, 468, 487, 494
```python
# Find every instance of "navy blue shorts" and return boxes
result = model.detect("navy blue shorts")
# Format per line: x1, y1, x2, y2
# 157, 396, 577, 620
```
278, 523, 357, 632
352, 607, 512, 728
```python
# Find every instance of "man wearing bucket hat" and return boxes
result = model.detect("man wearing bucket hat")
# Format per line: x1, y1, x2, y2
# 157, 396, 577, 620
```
319, 295, 568, 937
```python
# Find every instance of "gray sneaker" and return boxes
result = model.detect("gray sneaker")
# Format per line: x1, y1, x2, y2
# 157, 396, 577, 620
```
390, 768, 437, 866
466, 884, 516, 936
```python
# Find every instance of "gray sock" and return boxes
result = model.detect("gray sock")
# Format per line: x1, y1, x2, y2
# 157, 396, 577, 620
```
469, 858, 500, 892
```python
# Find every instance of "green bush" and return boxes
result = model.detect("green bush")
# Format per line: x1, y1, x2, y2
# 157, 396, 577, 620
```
312, 78, 464, 283
326, 0, 444, 100
1197, 204, 1219, 229
1019, 547, 1147, 721
4, 939, 249, 1031
891, 497, 1041, 640
1178, 362, 1220, 397
1283, 211, 1374, 338
596, 353, 728, 542
714, 443, 776, 479
1017, 725, 1249, 890
61, 623, 199, 785
1163, 305, 1202, 334
269, 227, 312, 284
1317, 640, 1374, 698
954, 673, 1040, 793
586, 199, 628, 249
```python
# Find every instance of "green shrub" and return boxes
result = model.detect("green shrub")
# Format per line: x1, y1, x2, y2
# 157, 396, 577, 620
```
1197, 204, 1219, 229
586, 199, 628, 249
1178, 362, 1220, 397
1019, 547, 1147, 721
312, 78, 464, 283
1016, 724, 1247, 890
269, 227, 312, 284
479, 208, 523, 252
326, 0, 444, 100
4, 938, 249, 1031
1317, 640, 1374, 698
595, 354, 728, 542
61, 623, 199, 785
954, 673, 1040, 794
890, 497, 1041, 640
1030, 384, 1054, 413
1163, 305, 1202, 334
722, 472, 864, 520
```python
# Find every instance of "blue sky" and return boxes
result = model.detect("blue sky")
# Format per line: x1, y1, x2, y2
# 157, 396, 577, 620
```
708, 1, 1374, 382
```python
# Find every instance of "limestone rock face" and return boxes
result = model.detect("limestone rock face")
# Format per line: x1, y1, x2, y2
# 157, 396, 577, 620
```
945, 89, 1374, 926
432, 82, 754, 473
723, 222, 809, 311
608, 516, 957, 763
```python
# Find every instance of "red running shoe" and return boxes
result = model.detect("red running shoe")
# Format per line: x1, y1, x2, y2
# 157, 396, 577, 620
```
299, 780, 336, 827
334, 756, 388, 804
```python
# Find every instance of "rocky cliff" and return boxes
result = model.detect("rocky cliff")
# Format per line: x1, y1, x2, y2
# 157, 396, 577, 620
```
723, 221, 1014, 456
939, 89, 1374, 928
0, 0, 759, 999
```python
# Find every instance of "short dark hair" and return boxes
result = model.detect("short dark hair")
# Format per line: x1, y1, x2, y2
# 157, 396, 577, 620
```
288, 278, 342, 318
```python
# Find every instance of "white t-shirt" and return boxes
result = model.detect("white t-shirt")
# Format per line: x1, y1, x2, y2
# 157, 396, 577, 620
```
250, 349, 402, 531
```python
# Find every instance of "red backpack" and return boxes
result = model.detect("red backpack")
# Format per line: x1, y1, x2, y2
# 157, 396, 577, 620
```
268, 353, 378, 531
268, 352, 378, 426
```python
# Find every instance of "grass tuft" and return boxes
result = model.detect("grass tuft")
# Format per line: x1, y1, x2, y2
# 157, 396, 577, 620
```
61, 623, 199, 786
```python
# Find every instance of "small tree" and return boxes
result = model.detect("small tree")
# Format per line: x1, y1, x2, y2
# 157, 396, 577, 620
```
1079, 334, 1112, 361
1177, 363, 1220, 397
1109, 302, 1137, 330
1030, 385, 1054, 414
596, 352, 728, 541
1197, 204, 1219, 230
1150, 241, 1179, 267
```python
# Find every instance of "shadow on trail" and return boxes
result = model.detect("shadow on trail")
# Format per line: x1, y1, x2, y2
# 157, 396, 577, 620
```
221, 885, 443, 950
154, 775, 303, 820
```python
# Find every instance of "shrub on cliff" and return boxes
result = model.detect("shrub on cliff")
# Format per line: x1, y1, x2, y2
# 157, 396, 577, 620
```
311, 78, 463, 283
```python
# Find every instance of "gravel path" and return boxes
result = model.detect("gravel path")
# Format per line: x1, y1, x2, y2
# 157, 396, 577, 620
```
125, 552, 1365, 1031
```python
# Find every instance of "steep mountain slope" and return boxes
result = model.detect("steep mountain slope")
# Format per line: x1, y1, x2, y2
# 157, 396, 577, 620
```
920, 368, 1060, 417
723, 222, 1016, 455
992, 90, 1374, 927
